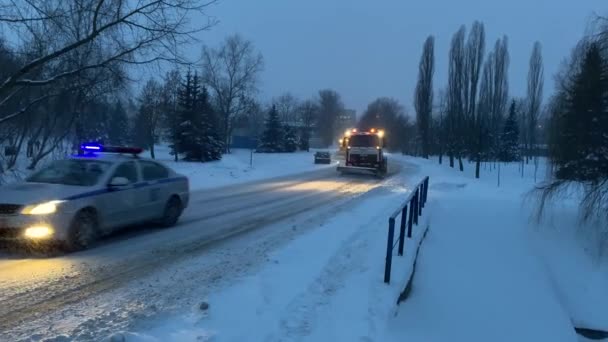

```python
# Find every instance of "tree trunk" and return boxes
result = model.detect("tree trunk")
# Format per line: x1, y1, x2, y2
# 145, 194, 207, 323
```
449, 153, 454, 168
439, 150, 443, 164
458, 156, 464, 171
475, 157, 481, 179
150, 143, 155, 159
497, 162, 501, 187
223, 120, 231, 153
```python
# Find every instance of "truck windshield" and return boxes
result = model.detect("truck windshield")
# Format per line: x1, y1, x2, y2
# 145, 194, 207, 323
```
349, 135, 379, 147
26, 160, 111, 186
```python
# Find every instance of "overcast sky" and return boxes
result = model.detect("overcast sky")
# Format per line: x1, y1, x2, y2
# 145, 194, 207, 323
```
192, 0, 605, 116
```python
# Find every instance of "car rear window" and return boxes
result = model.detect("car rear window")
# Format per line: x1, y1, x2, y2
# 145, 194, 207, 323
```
140, 161, 169, 181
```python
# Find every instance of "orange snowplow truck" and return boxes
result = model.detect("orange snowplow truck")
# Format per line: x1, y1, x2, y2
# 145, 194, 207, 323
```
337, 128, 387, 176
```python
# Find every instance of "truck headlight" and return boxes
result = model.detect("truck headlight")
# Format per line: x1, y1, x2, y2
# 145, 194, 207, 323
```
21, 200, 64, 215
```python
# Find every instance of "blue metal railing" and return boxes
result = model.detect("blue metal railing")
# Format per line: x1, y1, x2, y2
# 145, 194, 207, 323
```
384, 176, 430, 284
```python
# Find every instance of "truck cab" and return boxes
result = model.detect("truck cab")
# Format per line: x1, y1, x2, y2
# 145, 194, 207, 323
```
338, 129, 387, 176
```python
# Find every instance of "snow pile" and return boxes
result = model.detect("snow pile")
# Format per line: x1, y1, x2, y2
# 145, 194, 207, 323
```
153, 146, 336, 190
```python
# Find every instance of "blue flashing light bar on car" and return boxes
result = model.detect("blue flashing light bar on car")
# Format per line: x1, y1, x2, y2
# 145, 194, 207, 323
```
81, 143, 102, 151
79, 143, 143, 155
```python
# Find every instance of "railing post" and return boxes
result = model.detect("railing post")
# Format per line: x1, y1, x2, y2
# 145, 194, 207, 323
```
414, 189, 419, 225
398, 206, 407, 255
421, 179, 426, 208
384, 218, 395, 284
423, 177, 429, 206
416, 186, 422, 216
407, 198, 414, 238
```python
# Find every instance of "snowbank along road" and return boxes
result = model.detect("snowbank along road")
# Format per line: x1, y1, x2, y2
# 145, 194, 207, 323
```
0, 162, 405, 341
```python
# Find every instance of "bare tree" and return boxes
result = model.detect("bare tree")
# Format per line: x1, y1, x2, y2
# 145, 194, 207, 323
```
297, 99, 319, 151
0, 0, 217, 124
465, 21, 486, 121
317, 89, 344, 147
464, 21, 486, 178
159, 69, 182, 161
359, 97, 412, 152
274, 92, 300, 125
447, 26, 466, 170
435, 88, 448, 164
134, 79, 163, 158
526, 41, 544, 167
414, 35, 435, 159
482, 36, 510, 161
201, 34, 264, 152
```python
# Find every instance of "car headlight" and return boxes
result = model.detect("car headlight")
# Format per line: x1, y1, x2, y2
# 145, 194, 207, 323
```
21, 200, 65, 215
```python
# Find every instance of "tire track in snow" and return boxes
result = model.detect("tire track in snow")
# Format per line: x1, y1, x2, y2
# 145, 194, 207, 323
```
269, 187, 397, 342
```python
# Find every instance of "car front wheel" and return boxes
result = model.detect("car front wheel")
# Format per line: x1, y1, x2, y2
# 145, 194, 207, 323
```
66, 210, 98, 252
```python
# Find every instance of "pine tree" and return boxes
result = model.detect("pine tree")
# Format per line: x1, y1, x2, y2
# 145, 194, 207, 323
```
499, 100, 520, 162
108, 100, 129, 145
197, 86, 223, 161
552, 43, 608, 182
283, 125, 298, 152
176, 71, 194, 159
259, 105, 284, 152
176, 71, 223, 162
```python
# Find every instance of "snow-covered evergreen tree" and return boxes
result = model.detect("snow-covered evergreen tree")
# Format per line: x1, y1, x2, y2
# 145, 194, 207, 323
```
176, 71, 223, 162
499, 100, 520, 162
177, 71, 200, 160
283, 125, 298, 152
259, 105, 284, 152
197, 86, 223, 161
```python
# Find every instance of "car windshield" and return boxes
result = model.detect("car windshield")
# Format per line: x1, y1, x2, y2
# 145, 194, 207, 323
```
349, 135, 380, 147
26, 159, 111, 186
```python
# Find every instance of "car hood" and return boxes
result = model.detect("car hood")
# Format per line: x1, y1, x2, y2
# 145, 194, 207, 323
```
0, 182, 96, 205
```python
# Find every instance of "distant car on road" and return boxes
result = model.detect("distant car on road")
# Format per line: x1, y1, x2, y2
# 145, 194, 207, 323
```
314, 151, 332, 164
0, 143, 189, 251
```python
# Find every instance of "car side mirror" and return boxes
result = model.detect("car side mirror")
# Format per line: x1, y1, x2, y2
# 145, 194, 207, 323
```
109, 176, 129, 188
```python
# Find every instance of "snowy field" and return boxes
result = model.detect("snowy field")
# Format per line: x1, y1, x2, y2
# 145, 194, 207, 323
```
107, 156, 608, 342
152, 146, 337, 190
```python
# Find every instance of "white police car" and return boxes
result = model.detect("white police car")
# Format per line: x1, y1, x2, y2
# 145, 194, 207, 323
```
0, 144, 189, 251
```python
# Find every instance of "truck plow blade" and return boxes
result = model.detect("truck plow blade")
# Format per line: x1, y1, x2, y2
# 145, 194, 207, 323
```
337, 165, 384, 176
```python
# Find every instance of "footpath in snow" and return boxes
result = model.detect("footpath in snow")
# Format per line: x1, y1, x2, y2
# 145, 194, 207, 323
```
111, 156, 607, 342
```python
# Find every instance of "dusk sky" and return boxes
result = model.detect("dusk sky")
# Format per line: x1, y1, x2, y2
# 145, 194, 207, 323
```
193, 0, 606, 116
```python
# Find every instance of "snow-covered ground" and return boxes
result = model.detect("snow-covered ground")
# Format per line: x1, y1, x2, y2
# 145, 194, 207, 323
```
112, 156, 607, 342
2, 148, 606, 341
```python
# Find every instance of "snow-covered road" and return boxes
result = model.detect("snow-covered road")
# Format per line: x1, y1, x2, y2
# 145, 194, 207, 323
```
0, 163, 404, 341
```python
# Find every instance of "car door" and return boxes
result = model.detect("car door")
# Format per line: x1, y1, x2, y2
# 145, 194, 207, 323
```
137, 160, 171, 221
101, 161, 140, 229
